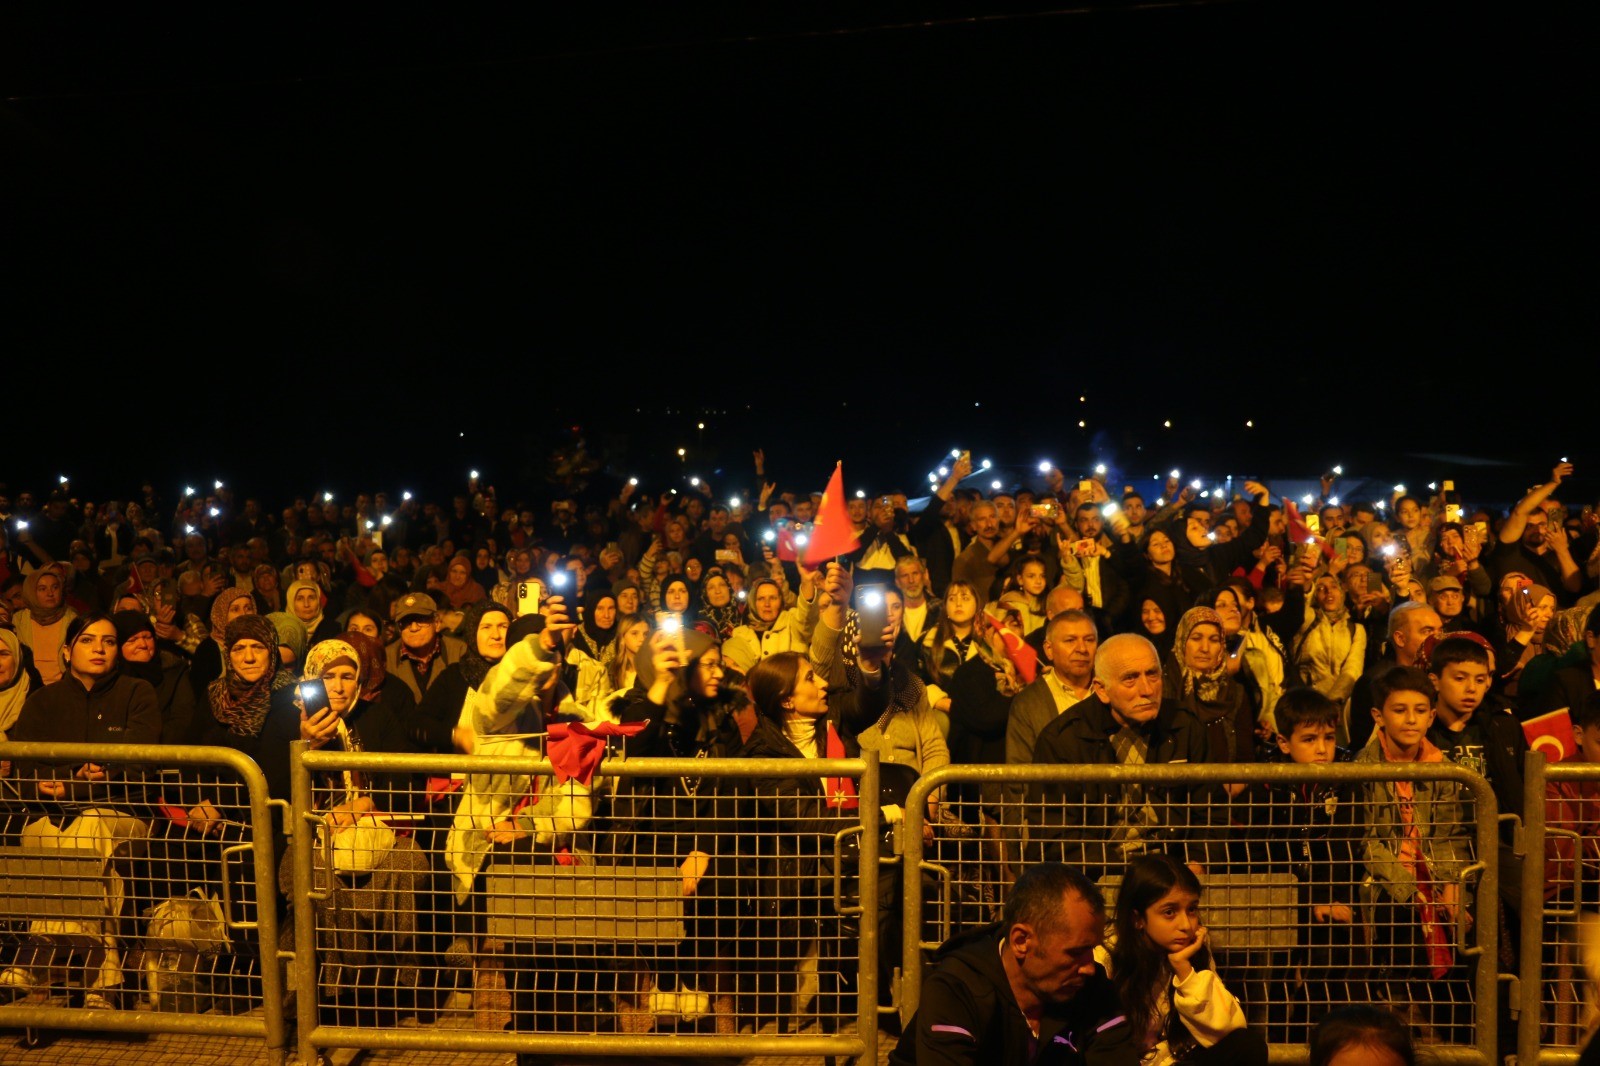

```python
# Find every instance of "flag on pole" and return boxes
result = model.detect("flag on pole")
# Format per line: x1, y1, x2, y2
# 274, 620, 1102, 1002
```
1282, 498, 1333, 560
801, 462, 861, 567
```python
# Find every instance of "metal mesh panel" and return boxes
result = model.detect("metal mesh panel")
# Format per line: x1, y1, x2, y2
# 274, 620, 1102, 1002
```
902, 763, 1499, 1059
290, 746, 878, 1060
0, 742, 285, 1063
1530, 757, 1600, 1060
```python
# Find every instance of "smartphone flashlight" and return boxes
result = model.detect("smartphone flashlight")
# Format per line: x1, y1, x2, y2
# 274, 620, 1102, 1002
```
185, 525, 195, 534
763, 530, 776, 543
690, 477, 700, 486
1038, 461, 1052, 474
323, 492, 333, 502
209, 508, 220, 517
1381, 544, 1398, 557
795, 533, 809, 547
728, 497, 740, 509
16, 520, 27, 531
861, 589, 883, 609
629, 477, 639, 486
365, 520, 374, 530
469, 469, 479, 480
981, 459, 992, 470
402, 491, 412, 501
737, 590, 747, 601
1206, 531, 1217, 542
660, 614, 682, 634
381, 515, 392, 526
950, 448, 962, 458
1094, 464, 1107, 476
1190, 479, 1202, 490
1169, 469, 1180, 479
1102, 503, 1119, 517
184, 486, 196, 497
1332, 465, 1343, 475
550, 572, 569, 588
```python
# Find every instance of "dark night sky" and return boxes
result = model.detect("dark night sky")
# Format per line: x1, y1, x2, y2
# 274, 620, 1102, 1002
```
2, 2, 1593, 507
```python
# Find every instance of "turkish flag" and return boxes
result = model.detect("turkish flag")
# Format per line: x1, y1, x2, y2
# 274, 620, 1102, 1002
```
801, 462, 861, 567
824, 721, 857, 810
1524, 708, 1578, 762
1282, 498, 1333, 560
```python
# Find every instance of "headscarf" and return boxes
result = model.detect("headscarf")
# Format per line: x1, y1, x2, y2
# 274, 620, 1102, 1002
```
210, 587, 255, 643
266, 611, 308, 666
1172, 606, 1231, 703
303, 638, 361, 686
698, 576, 742, 641
662, 576, 697, 623
111, 609, 164, 689
442, 553, 487, 609
1132, 590, 1178, 662
251, 564, 282, 611
341, 630, 388, 701
1548, 603, 1598, 659
457, 601, 513, 688
1504, 583, 1555, 641
574, 587, 618, 660
0, 628, 32, 741
22, 567, 70, 627
208, 615, 291, 737
286, 579, 325, 632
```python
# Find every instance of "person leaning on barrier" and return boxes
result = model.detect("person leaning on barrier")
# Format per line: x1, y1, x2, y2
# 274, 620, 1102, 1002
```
1, 613, 161, 1007
1025, 633, 1221, 879
892, 862, 1136, 1066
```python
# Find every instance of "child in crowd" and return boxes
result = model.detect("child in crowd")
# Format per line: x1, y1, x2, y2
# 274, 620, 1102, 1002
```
1309, 1005, 1415, 1066
1099, 853, 1268, 1066
1354, 665, 1474, 1038
1246, 688, 1360, 1037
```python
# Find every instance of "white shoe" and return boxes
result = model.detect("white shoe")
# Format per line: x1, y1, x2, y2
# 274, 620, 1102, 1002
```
647, 988, 681, 1018
0, 967, 34, 998
83, 991, 114, 1010
677, 986, 709, 1022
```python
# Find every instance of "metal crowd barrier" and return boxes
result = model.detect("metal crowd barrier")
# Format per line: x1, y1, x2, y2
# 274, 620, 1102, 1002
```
897, 761, 1504, 1066
1522, 750, 1596, 1066
287, 742, 881, 1065
0, 741, 289, 1065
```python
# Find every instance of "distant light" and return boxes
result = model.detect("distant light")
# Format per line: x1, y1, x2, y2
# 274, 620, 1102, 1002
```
1332, 465, 1343, 476
1169, 469, 1180, 479
1329, 496, 1339, 506
938, 466, 949, 477
459, 432, 464, 438
1079, 395, 1086, 403
677, 448, 686, 457
697, 422, 705, 429
1094, 464, 1106, 476
1163, 420, 1172, 428
1394, 484, 1406, 494
628, 478, 639, 486
1245, 420, 1254, 428
402, 491, 412, 501
690, 477, 700, 487
1302, 494, 1314, 505
1078, 420, 1086, 428
981, 458, 992, 470
323, 492, 333, 502
469, 469, 479, 480
991, 480, 1002, 491
381, 515, 392, 526
184, 486, 196, 497
951, 449, 962, 458
1038, 461, 1052, 473
213, 479, 223, 490
855, 489, 866, 498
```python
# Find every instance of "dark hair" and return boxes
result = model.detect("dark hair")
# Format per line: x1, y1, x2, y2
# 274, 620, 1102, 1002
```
1110, 854, 1209, 1058
1428, 635, 1491, 676
1370, 664, 1436, 711
1274, 687, 1341, 737
63, 612, 117, 650
1002, 862, 1104, 938
1309, 1005, 1414, 1066
745, 650, 806, 725
1585, 608, 1600, 639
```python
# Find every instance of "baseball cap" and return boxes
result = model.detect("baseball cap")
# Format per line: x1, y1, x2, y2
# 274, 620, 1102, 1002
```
1427, 576, 1463, 594
391, 593, 438, 622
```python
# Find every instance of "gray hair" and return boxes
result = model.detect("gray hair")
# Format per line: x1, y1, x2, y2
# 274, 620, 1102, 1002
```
1093, 632, 1160, 687
1387, 599, 1427, 640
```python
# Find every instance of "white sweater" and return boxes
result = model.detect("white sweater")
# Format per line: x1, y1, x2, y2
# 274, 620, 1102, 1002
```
1094, 944, 1249, 1066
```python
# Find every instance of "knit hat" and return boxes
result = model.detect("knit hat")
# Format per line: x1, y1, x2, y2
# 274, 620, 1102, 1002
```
111, 609, 156, 648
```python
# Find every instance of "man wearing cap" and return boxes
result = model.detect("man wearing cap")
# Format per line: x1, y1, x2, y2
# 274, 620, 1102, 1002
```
1427, 574, 1482, 637
386, 593, 466, 703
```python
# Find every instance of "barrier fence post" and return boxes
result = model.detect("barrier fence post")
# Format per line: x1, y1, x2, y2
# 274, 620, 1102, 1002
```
1520, 749, 1548, 1066
900, 765, 930, 1027
858, 748, 880, 1066
288, 739, 321, 1066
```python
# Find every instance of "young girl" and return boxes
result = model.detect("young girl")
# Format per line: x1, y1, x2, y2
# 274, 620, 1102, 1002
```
1309, 1005, 1414, 1066
1102, 854, 1266, 1066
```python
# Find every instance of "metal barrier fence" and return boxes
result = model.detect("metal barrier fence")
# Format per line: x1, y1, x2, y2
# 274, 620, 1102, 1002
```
287, 742, 881, 1064
1522, 750, 1592, 1066
0, 741, 288, 1065
898, 761, 1504, 1066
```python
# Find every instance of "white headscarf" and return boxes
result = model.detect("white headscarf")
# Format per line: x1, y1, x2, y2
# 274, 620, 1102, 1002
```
0, 628, 32, 741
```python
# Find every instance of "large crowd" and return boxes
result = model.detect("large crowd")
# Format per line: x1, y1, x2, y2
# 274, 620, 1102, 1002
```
0, 448, 1598, 1052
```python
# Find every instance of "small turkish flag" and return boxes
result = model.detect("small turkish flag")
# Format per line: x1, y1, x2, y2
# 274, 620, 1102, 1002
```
801, 462, 861, 567
823, 721, 857, 810
1524, 707, 1578, 762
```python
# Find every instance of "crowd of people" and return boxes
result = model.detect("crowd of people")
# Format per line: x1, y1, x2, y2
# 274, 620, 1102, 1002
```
0, 449, 1597, 1049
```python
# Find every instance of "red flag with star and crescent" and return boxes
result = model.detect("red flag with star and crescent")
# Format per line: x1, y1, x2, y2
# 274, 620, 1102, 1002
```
823, 721, 857, 810
801, 462, 861, 567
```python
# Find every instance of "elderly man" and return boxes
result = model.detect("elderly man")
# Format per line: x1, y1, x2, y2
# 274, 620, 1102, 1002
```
1346, 600, 1442, 750
1025, 634, 1219, 877
893, 863, 1134, 1066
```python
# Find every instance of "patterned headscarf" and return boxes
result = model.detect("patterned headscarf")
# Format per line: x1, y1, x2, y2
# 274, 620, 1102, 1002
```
1172, 606, 1230, 703
303, 638, 361, 686
208, 614, 291, 737
340, 630, 388, 701
210, 587, 255, 643
1504, 584, 1555, 640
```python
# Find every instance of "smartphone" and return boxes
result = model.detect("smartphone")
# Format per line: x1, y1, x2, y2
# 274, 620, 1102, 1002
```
762, 529, 776, 544
1029, 502, 1056, 520
517, 580, 540, 617
657, 611, 684, 651
1078, 480, 1093, 494
298, 679, 330, 717
959, 450, 971, 465
715, 549, 738, 563
855, 586, 888, 648
1304, 514, 1321, 534
1333, 536, 1349, 556
369, 529, 383, 549
1444, 503, 1462, 523
1072, 539, 1097, 557
547, 571, 569, 592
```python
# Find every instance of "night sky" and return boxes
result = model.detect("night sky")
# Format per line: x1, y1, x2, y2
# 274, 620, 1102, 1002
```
3, 2, 1591, 508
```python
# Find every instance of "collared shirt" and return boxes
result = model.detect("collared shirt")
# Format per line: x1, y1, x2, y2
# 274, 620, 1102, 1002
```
1044, 669, 1093, 715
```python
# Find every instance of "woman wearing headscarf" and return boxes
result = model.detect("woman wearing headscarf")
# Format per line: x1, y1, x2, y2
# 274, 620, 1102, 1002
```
410, 601, 515, 755
0, 628, 33, 746
660, 575, 696, 626
698, 570, 743, 642
287, 578, 339, 648
112, 609, 200, 745
440, 553, 487, 610
265, 611, 308, 672
1496, 582, 1558, 697
1165, 606, 1257, 765
267, 638, 426, 999
190, 586, 257, 703
251, 563, 283, 614
12, 566, 77, 685
558, 586, 617, 722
